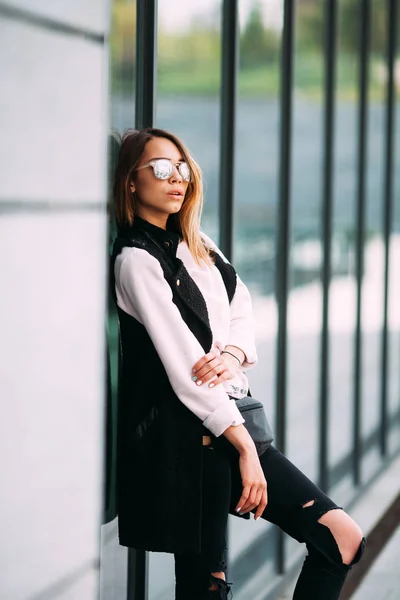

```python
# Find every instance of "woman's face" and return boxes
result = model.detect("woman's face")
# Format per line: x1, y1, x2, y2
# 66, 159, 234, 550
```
130, 137, 190, 228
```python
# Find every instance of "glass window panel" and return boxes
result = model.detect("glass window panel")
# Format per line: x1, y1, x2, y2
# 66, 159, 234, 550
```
230, 0, 282, 593
110, 0, 136, 131
286, 1, 324, 483
148, 553, 175, 600
361, 0, 388, 479
328, 0, 359, 484
155, 0, 222, 240
99, 519, 128, 600
388, 13, 400, 455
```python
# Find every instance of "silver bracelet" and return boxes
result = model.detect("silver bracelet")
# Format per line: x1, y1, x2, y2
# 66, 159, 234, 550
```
221, 350, 241, 366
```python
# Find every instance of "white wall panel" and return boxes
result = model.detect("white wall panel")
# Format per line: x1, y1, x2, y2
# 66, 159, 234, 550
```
0, 212, 107, 599
0, 2, 108, 598
0, 19, 107, 203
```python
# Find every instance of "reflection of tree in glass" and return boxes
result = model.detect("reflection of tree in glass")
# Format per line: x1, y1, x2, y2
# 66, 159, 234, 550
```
240, 0, 280, 67
295, 0, 387, 56
296, 0, 323, 52
339, 0, 387, 56
107, 0, 391, 99
110, 0, 136, 94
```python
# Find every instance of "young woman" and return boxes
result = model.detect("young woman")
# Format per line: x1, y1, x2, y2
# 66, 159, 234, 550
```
111, 128, 365, 600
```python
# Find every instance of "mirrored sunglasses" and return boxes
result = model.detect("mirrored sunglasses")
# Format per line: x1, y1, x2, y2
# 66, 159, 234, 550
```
135, 158, 191, 182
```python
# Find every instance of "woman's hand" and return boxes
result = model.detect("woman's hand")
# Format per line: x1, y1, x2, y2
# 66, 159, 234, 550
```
236, 447, 268, 520
191, 349, 240, 388
223, 424, 268, 520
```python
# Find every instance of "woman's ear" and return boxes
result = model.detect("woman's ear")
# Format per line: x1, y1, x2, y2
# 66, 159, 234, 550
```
130, 181, 135, 193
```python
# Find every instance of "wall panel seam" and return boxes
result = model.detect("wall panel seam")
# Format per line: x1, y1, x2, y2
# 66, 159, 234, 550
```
0, 2, 106, 44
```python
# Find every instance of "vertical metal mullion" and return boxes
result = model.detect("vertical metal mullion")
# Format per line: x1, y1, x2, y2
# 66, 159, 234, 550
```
319, 0, 338, 494
380, 0, 397, 457
127, 548, 148, 600
127, 3, 157, 598
275, 0, 295, 576
219, 2, 238, 582
353, 0, 371, 487
135, 0, 157, 129
219, 0, 239, 261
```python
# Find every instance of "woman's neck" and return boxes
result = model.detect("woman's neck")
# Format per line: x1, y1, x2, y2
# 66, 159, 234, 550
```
136, 209, 168, 230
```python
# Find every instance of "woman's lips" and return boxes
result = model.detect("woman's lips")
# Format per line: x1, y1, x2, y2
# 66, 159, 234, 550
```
167, 192, 183, 198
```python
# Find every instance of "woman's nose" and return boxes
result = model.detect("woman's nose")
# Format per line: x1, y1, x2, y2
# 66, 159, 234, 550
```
169, 165, 182, 183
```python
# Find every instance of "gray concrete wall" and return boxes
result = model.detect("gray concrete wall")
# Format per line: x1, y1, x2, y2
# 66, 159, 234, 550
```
0, 2, 109, 598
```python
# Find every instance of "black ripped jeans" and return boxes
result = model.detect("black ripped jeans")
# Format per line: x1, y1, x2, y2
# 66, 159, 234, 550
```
174, 444, 365, 600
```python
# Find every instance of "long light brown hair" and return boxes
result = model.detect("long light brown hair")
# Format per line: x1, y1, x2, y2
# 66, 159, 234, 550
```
113, 127, 211, 265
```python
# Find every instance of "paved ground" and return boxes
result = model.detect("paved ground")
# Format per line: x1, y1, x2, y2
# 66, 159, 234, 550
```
351, 524, 400, 600
275, 455, 400, 600
275, 526, 400, 600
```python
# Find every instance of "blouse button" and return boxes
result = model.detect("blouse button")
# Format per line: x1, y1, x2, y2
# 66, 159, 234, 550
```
163, 241, 170, 249
176, 279, 181, 286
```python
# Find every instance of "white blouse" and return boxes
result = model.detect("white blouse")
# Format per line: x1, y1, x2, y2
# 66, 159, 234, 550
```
114, 232, 258, 437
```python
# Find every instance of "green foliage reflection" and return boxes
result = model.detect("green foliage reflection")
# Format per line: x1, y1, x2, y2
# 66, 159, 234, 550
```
109, 0, 390, 99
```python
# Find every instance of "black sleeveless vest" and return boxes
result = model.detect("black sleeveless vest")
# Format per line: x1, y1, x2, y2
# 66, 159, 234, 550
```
109, 218, 243, 554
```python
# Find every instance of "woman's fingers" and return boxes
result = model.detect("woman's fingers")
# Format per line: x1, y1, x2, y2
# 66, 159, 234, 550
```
192, 356, 227, 384
236, 485, 251, 513
254, 486, 268, 521
236, 475, 268, 516
240, 484, 266, 514
239, 488, 258, 514
192, 351, 240, 387
250, 489, 263, 513
206, 371, 229, 388
192, 350, 219, 374
249, 489, 264, 515
194, 357, 224, 380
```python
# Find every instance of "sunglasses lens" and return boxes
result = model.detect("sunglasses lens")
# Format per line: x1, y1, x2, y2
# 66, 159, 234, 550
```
153, 159, 172, 180
179, 162, 191, 182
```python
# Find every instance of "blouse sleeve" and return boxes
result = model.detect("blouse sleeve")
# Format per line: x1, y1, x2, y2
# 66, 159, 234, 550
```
201, 232, 258, 370
114, 247, 245, 437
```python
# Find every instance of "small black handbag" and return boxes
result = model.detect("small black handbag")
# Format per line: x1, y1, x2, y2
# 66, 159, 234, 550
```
213, 395, 274, 458
234, 396, 274, 456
